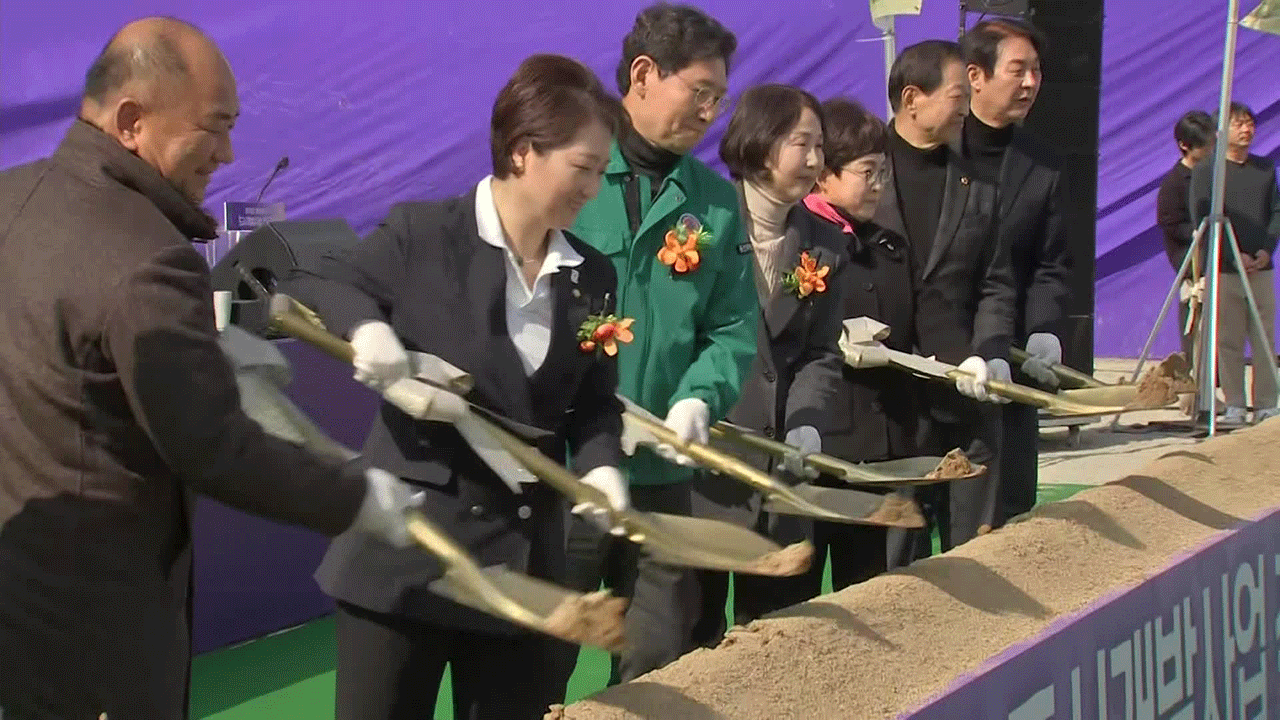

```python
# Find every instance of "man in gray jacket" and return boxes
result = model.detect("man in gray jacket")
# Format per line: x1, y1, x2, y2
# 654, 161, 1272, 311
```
0, 17, 419, 719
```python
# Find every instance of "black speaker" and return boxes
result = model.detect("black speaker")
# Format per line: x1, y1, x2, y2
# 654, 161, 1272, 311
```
1021, 0, 1104, 373
209, 219, 360, 336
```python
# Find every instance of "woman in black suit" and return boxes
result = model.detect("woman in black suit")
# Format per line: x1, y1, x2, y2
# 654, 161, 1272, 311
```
690, 85, 849, 646
802, 98, 922, 588
295, 55, 630, 720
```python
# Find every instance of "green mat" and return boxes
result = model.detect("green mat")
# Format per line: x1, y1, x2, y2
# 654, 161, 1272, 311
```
190, 482, 1093, 719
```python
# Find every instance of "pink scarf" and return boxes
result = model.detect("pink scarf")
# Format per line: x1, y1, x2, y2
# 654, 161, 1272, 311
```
802, 194, 855, 235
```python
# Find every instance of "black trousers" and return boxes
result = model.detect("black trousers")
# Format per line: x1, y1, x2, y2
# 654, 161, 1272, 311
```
691, 517, 888, 648
998, 402, 1040, 524
886, 404, 1002, 566
550, 481, 699, 690
334, 601, 563, 720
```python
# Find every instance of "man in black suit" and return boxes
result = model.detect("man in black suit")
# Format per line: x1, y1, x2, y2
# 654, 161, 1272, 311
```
872, 40, 1016, 562
961, 18, 1073, 524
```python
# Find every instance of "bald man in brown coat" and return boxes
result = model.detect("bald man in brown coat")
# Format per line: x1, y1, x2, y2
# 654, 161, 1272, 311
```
0, 18, 422, 719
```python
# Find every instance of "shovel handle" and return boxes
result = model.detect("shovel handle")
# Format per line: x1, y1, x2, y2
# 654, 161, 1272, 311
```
268, 295, 357, 364
710, 423, 859, 480
1008, 347, 1104, 389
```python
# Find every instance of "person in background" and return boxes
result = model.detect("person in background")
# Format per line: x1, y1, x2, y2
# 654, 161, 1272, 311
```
873, 39, 1015, 564
961, 18, 1072, 526
800, 98, 919, 587
1157, 109, 1215, 362
552, 2, 757, 689
689, 84, 846, 645
293, 54, 629, 720
0, 17, 417, 719
1190, 101, 1280, 425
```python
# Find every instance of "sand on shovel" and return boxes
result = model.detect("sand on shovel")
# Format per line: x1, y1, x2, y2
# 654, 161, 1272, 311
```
554, 416, 1280, 720
861, 493, 925, 527
925, 448, 978, 479
745, 541, 815, 577
543, 590, 629, 654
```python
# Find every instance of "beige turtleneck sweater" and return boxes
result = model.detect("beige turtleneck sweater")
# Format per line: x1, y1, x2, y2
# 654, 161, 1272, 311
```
741, 180, 797, 300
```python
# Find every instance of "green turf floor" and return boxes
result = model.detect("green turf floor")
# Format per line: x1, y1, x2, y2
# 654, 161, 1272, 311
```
189, 482, 1093, 719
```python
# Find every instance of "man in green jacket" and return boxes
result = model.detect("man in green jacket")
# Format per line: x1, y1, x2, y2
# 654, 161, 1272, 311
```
554, 2, 757, 688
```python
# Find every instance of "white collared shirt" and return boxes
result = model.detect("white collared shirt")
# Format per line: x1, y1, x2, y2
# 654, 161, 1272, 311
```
474, 176, 584, 376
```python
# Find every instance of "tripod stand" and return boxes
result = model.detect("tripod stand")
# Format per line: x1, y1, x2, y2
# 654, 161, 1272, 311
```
1118, 0, 1278, 437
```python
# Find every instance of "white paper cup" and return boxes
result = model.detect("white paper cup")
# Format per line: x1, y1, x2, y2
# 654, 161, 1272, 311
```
213, 291, 233, 332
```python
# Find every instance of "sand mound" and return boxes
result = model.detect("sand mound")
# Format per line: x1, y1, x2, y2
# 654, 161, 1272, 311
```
558, 421, 1280, 720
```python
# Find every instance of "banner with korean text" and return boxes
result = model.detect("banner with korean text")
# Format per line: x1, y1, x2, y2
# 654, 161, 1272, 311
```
904, 508, 1280, 719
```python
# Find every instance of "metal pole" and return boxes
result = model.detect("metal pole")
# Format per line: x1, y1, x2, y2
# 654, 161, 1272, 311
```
885, 16, 898, 119
1199, 0, 1242, 436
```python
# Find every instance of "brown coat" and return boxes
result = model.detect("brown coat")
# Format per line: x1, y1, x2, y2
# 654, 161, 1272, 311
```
0, 121, 368, 719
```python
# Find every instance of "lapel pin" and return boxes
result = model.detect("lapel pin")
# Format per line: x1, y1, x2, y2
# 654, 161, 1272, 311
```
961, 176, 970, 185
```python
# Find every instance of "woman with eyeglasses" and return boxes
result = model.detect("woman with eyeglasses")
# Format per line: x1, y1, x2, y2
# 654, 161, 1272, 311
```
801, 98, 924, 590
688, 84, 850, 646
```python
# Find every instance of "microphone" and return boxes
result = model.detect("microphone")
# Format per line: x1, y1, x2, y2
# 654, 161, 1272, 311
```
254, 156, 290, 203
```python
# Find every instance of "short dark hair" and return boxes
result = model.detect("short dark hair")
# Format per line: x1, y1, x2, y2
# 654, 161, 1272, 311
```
1227, 101, 1256, 123
83, 24, 193, 105
720, 84, 825, 182
819, 99, 886, 174
888, 40, 964, 114
961, 18, 1048, 78
490, 54, 626, 179
1174, 110, 1214, 151
616, 3, 737, 95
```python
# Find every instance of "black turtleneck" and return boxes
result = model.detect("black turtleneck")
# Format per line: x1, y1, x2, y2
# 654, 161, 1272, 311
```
963, 113, 1015, 185
619, 123, 681, 200
888, 124, 948, 271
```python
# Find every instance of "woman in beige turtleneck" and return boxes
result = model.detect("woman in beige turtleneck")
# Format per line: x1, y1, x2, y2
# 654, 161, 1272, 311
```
689, 84, 852, 646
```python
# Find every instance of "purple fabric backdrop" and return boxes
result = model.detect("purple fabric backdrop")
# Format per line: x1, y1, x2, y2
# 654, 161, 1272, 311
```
3, 0, 1279, 652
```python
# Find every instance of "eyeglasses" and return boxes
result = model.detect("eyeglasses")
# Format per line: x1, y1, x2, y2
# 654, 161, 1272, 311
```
845, 164, 889, 187
672, 73, 727, 113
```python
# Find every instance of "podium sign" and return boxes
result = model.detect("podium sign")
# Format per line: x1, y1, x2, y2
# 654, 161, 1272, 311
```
225, 201, 286, 233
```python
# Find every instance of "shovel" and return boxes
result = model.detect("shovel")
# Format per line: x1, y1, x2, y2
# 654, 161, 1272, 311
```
1008, 346, 1105, 389
220, 326, 626, 651
1006, 348, 1183, 411
840, 318, 1129, 417
709, 421, 985, 486
620, 398, 924, 528
267, 295, 813, 577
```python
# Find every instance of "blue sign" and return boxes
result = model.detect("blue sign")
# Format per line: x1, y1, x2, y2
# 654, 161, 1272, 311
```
905, 508, 1280, 720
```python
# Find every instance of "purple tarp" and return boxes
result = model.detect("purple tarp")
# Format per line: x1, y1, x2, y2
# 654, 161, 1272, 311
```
3, 0, 1279, 652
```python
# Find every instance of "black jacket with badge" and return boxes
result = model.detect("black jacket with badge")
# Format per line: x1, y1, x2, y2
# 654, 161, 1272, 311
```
695, 205, 847, 536
287, 188, 623, 633
818, 214, 921, 463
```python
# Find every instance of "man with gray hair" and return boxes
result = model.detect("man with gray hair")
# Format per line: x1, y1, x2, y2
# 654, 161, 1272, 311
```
0, 17, 419, 718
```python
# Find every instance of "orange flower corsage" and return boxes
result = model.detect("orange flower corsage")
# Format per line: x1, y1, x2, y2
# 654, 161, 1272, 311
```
781, 251, 830, 299
578, 313, 635, 357
657, 214, 712, 275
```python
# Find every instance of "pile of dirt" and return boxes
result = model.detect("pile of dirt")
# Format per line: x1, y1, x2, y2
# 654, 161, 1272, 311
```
555, 421, 1280, 720
1134, 352, 1197, 408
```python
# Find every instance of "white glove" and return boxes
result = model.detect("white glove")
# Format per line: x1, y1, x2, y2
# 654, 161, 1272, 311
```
781, 425, 821, 480
349, 468, 425, 548
1020, 332, 1061, 389
350, 321, 410, 391
571, 466, 630, 536
956, 356, 1011, 404
1179, 277, 1205, 304
654, 397, 709, 467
